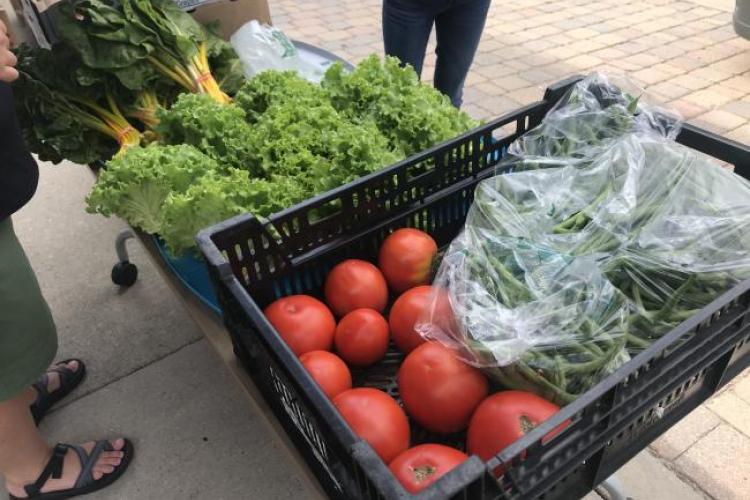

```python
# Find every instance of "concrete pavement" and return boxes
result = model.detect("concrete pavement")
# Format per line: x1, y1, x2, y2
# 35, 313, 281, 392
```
10, 164, 202, 399
1, 163, 321, 500
39, 340, 314, 500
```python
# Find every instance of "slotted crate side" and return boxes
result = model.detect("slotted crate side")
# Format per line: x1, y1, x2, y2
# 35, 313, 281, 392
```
197, 76, 750, 500
208, 182, 509, 499
491, 285, 750, 500
210, 140, 502, 300
206, 260, 377, 499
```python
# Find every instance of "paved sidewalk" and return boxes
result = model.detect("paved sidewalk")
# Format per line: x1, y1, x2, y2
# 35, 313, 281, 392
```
271, 0, 750, 498
273, 0, 750, 138
1, 164, 319, 500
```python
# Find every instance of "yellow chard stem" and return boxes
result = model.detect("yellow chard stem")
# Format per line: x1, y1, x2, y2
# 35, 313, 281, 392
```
79, 96, 140, 150
199, 42, 208, 67
66, 108, 119, 141
124, 90, 160, 130
106, 93, 129, 123
173, 64, 198, 92
191, 45, 231, 103
148, 56, 196, 92
71, 97, 118, 122
49, 92, 139, 151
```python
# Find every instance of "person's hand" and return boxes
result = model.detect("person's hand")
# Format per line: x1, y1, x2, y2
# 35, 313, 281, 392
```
0, 19, 18, 83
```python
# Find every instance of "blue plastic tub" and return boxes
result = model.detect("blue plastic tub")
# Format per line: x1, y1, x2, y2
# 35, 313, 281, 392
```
153, 237, 221, 315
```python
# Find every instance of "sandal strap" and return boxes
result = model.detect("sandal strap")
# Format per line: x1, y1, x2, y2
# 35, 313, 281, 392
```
23, 444, 67, 497
47, 362, 79, 387
31, 374, 50, 406
74, 441, 113, 489
30, 360, 82, 414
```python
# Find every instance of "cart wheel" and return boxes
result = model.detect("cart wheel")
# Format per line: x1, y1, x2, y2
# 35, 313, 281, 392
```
111, 261, 138, 287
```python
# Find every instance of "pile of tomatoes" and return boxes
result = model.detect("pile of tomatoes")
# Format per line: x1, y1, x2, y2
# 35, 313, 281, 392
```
263, 228, 566, 494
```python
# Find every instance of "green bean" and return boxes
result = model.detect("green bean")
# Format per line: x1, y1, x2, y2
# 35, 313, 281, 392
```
583, 340, 605, 357
626, 333, 651, 349
667, 308, 700, 323
515, 361, 578, 404
484, 254, 532, 304
653, 275, 697, 322
551, 355, 567, 388
553, 215, 578, 234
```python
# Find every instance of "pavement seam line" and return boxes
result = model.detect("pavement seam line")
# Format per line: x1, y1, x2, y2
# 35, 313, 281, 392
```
706, 415, 750, 441
666, 416, 722, 463
44, 336, 204, 414
647, 448, 716, 500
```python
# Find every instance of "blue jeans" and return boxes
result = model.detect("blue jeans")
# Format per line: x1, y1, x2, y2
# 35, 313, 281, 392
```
383, 0, 491, 107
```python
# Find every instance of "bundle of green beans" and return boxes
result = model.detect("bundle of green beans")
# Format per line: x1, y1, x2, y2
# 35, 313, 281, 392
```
426, 74, 750, 405
441, 233, 629, 404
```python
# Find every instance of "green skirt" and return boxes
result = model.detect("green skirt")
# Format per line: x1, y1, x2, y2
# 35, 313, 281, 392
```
0, 217, 57, 401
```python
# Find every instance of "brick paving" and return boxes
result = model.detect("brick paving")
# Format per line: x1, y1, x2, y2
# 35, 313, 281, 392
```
272, 0, 750, 139
270, 1, 750, 498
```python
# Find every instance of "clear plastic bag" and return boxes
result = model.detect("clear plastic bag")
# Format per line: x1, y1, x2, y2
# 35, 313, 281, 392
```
601, 136, 750, 348
422, 230, 630, 404
230, 21, 325, 82
418, 74, 750, 405
501, 74, 680, 172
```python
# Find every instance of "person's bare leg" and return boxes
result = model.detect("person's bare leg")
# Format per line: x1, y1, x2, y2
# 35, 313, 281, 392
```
1, 392, 125, 498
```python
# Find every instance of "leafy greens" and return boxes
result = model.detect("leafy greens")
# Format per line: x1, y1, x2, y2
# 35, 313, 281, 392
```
156, 93, 257, 174
14, 0, 245, 164
322, 55, 478, 156
47, 0, 229, 102
25, 40, 479, 254
86, 143, 217, 233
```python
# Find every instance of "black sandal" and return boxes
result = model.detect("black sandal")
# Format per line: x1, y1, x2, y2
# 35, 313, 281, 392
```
30, 359, 87, 425
9, 439, 134, 500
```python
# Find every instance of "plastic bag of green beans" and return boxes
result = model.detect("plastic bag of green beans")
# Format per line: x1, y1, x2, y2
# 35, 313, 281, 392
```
417, 74, 750, 405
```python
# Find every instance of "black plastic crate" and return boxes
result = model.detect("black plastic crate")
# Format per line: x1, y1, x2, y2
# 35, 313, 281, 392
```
197, 76, 750, 500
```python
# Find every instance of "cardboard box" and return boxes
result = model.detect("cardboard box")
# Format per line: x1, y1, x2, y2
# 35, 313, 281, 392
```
188, 0, 272, 40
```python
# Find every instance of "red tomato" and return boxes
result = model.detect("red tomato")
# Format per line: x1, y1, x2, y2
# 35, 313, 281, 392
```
389, 286, 432, 354
299, 351, 352, 399
264, 295, 336, 356
324, 260, 388, 317
467, 391, 567, 473
333, 388, 410, 463
398, 342, 488, 434
334, 309, 390, 367
427, 288, 460, 340
378, 228, 438, 293
389, 444, 468, 494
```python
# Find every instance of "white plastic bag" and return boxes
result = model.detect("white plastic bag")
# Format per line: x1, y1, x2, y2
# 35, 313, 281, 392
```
230, 21, 324, 82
